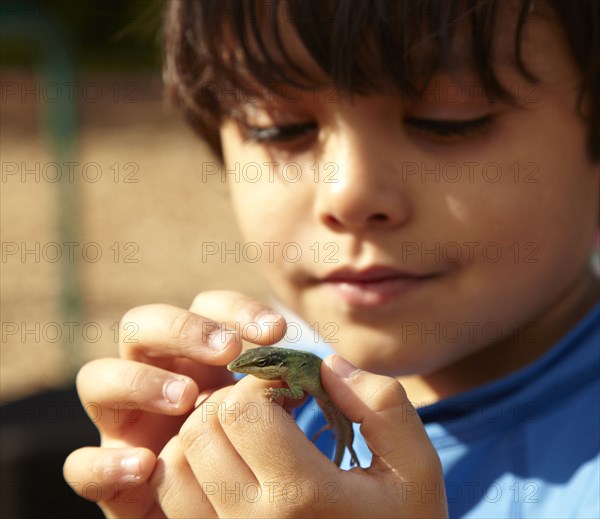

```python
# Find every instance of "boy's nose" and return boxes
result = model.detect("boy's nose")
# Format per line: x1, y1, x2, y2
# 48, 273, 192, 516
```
315, 155, 412, 233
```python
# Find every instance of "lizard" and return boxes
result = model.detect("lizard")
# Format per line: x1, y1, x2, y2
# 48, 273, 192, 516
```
227, 345, 361, 468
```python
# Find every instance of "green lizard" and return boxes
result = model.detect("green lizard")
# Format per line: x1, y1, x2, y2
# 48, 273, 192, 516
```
227, 345, 360, 468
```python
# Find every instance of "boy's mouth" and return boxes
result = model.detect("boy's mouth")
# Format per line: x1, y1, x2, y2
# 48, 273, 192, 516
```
318, 266, 439, 307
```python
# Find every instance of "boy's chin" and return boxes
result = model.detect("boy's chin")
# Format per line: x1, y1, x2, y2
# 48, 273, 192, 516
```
330, 327, 463, 376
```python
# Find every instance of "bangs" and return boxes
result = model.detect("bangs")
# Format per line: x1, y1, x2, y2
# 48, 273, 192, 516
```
164, 0, 541, 156
223, 0, 534, 97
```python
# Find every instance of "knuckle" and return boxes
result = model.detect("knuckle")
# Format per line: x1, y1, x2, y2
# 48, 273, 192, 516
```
190, 293, 205, 313
118, 307, 146, 355
179, 409, 207, 447
148, 458, 170, 503
76, 359, 111, 398
217, 397, 245, 428
168, 310, 201, 341
149, 441, 192, 513
179, 390, 227, 448
190, 289, 240, 314
190, 291, 210, 310
228, 295, 265, 323
63, 448, 83, 482
122, 364, 148, 402
364, 375, 409, 413
75, 361, 94, 393
119, 306, 142, 333
63, 449, 116, 502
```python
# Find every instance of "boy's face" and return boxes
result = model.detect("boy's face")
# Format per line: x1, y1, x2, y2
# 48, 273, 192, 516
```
219, 7, 599, 377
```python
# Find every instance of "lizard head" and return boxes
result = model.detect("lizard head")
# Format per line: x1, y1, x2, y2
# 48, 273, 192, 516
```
227, 346, 289, 380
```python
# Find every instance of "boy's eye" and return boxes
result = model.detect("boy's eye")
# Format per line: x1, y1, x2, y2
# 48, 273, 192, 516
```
404, 115, 494, 141
243, 122, 318, 144
241, 116, 493, 146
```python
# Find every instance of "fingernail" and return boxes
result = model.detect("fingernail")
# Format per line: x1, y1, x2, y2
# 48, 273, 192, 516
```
121, 456, 142, 480
329, 355, 359, 379
208, 328, 236, 351
164, 379, 186, 405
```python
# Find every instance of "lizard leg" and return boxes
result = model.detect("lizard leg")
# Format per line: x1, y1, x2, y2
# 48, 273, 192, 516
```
264, 380, 305, 402
311, 422, 333, 442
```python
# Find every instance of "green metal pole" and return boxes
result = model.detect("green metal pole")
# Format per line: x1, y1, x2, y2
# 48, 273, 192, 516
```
1, 0, 82, 374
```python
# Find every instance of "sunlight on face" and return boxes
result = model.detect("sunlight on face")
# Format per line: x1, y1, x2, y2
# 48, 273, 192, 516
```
219, 5, 599, 384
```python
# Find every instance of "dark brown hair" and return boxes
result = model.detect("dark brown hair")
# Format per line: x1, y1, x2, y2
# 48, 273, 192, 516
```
163, 0, 600, 161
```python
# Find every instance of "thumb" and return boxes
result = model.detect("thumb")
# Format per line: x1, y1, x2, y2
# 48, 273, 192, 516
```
321, 355, 443, 479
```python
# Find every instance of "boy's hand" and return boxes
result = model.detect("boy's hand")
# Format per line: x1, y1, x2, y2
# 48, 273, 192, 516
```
151, 356, 448, 518
63, 291, 286, 518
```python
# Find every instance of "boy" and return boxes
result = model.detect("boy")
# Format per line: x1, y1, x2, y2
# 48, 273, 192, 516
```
64, 0, 599, 517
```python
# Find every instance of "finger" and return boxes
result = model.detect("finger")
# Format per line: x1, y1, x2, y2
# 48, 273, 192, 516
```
322, 355, 444, 480
78, 358, 198, 417
119, 304, 243, 364
212, 375, 331, 481
150, 436, 216, 518
190, 290, 287, 345
77, 359, 198, 441
179, 386, 260, 517
63, 446, 158, 518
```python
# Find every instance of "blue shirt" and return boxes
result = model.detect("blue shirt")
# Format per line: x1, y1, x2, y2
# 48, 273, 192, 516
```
282, 302, 600, 518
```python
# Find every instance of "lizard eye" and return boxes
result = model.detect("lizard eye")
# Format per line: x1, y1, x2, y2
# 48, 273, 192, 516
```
256, 358, 269, 367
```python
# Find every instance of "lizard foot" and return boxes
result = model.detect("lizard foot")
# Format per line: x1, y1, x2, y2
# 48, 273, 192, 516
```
264, 387, 277, 402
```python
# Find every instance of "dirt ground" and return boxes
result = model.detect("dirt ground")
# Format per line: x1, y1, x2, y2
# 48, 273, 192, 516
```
1, 71, 269, 401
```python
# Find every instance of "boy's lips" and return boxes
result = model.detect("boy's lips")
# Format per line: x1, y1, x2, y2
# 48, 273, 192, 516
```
318, 266, 439, 307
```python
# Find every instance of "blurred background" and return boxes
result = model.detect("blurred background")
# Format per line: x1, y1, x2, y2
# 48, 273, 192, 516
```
1, 0, 267, 516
